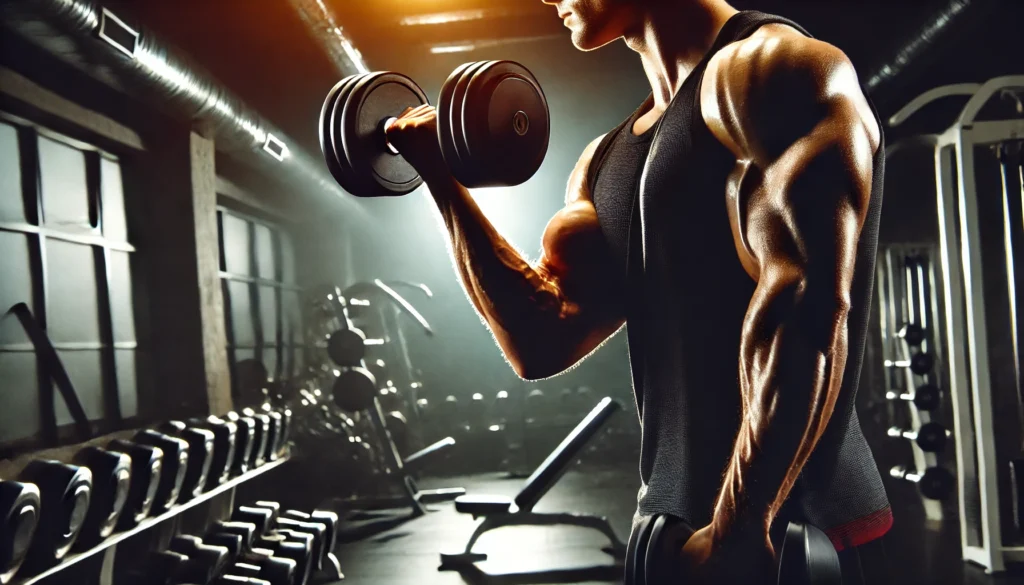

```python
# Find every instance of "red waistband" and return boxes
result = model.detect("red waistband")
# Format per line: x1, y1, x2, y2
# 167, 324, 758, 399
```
824, 506, 894, 551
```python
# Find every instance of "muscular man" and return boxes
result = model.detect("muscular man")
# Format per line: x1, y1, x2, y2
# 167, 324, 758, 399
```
387, 1, 891, 583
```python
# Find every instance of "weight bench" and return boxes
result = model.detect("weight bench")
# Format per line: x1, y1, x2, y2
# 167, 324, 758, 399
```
439, 397, 628, 568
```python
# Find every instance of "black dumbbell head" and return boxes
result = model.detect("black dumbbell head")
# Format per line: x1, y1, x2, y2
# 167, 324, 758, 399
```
19, 460, 92, 567
326, 328, 366, 366
241, 409, 270, 469
169, 536, 230, 583
320, 71, 429, 197
920, 467, 955, 500
252, 501, 281, 522
254, 536, 312, 585
213, 521, 257, 550
916, 422, 948, 453
204, 531, 244, 561
778, 523, 842, 585
910, 352, 934, 375
913, 384, 942, 411
900, 323, 926, 346
310, 510, 338, 563
233, 506, 274, 536
265, 411, 284, 461
71, 447, 132, 546
0, 480, 40, 583
282, 510, 333, 568
109, 439, 164, 528
159, 422, 215, 498
332, 367, 377, 413
189, 415, 239, 487
225, 413, 256, 476
133, 430, 190, 511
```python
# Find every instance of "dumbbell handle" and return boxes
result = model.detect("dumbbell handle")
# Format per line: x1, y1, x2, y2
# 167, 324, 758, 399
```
382, 117, 400, 155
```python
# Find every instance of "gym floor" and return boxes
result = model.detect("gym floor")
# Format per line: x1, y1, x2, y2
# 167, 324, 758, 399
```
327, 465, 1024, 585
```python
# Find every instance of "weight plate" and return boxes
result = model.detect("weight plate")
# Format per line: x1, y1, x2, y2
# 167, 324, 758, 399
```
338, 72, 429, 197
326, 328, 366, 366
327, 73, 372, 194
462, 60, 549, 188
449, 61, 495, 184
438, 62, 479, 183
332, 367, 378, 413
456, 60, 501, 188
319, 75, 364, 188
0, 481, 40, 583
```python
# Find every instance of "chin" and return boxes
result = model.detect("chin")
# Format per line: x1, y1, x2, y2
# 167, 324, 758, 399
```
570, 29, 613, 51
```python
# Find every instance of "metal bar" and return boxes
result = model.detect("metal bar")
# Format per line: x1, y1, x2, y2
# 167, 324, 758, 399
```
0, 341, 138, 351
934, 141, 980, 554
218, 271, 303, 292
0, 222, 135, 252
956, 130, 1005, 571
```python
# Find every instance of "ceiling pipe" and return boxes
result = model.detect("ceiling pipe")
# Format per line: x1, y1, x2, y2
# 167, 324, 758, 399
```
285, 0, 369, 75
0, 0, 368, 219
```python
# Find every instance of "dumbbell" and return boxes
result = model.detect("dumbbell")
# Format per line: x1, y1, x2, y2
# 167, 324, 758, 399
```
160, 421, 215, 499
278, 409, 292, 450
239, 409, 271, 469
891, 466, 955, 500
888, 422, 949, 453
0, 480, 40, 584
210, 521, 256, 551
281, 510, 337, 571
332, 367, 378, 413
886, 383, 942, 411
169, 535, 231, 583
252, 535, 311, 585
326, 328, 367, 367
17, 460, 92, 570
133, 430, 190, 511
885, 352, 934, 376
232, 506, 275, 536
319, 61, 549, 197
270, 518, 323, 572
70, 447, 132, 547
188, 415, 239, 488
897, 323, 927, 346
264, 411, 284, 462
229, 551, 296, 585
225, 412, 256, 476
625, 514, 840, 585
108, 439, 163, 529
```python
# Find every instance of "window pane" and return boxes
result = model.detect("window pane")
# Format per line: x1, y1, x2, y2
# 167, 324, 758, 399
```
101, 158, 128, 242
115, 349, 138, 418
0, 231, 34, 345
0, 122, 26, 223
259, 286, 278, 346
254, 224, 274, 280
107, 251, 136, 343
280, 233, 296, 284
39, 136, 92, 233
282, 290, 302, 346
46, 240, 100, 343
221, 213, 250, 275
227, 280, 255, 346
0, 352, 41, 442
54, 350, 105, 424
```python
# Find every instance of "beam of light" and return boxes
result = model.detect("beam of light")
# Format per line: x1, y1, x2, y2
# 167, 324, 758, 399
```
431, 44, 476, 54
400, 9, 487, 26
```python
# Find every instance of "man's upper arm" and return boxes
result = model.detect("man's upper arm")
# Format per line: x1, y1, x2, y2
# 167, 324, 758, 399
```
701, 30, 879, 304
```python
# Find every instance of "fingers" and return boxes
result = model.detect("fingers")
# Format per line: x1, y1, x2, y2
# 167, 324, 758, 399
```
397, 104, 436, 119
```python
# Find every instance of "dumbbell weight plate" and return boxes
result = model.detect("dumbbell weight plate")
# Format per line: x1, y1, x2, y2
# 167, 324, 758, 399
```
233, 506, 274, 536
0, 481, 40, 583
913, 384, 942, 411
335, 72, 429, 197
275, 518, 325, 571
265, 411, 284, 461
326, 328, 367, 367
461, 60, 549, 188
447, 61, 494, 184
920, 467, 955, 500
916, 422, 948, 452
325, 73, 371, 194
244, 412, 270, 469
437, 61, 479, 183
332, 367, 378, 413
108, 440, 163, 528
19, 461, 92, 567
71, 447, 132, 546
225, 413, 256, 476
256, 536, 312, 585
204, 531, 244, 560
319, 75, 365, 189
190, 416, 238, 487
910, 352, 934, 375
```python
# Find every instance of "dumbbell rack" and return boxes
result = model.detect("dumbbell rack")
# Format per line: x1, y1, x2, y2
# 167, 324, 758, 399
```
11, 456, 289, 585
886, 75, 1024, 573
876, 245, 950, 521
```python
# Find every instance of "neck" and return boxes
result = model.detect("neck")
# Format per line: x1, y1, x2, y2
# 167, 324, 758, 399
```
623, 0, 739, 110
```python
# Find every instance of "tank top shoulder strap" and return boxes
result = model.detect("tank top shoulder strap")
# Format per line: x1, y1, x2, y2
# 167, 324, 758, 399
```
585, 116, 631, 194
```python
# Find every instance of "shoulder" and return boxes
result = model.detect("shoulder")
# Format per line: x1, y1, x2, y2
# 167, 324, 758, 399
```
701, 24, 879, 162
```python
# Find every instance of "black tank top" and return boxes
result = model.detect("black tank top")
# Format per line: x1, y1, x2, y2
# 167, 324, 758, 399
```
589, 11, 892, 550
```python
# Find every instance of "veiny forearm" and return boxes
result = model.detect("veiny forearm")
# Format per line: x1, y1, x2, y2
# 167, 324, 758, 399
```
711, 282, 849, 547
424, 174, 568, 356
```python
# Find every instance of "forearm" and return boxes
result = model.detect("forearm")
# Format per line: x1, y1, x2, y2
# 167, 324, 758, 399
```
423, 173, 567, 354
711, 290, 849, 546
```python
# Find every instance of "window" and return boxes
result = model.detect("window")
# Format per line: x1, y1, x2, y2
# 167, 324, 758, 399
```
217, 207, 304, 398
0, 113, 140, 446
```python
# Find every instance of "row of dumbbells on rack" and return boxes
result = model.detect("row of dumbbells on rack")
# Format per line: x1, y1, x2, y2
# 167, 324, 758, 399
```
884, 321, 955, 501
0, 407, 291, 584
130, 501, 339, 585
